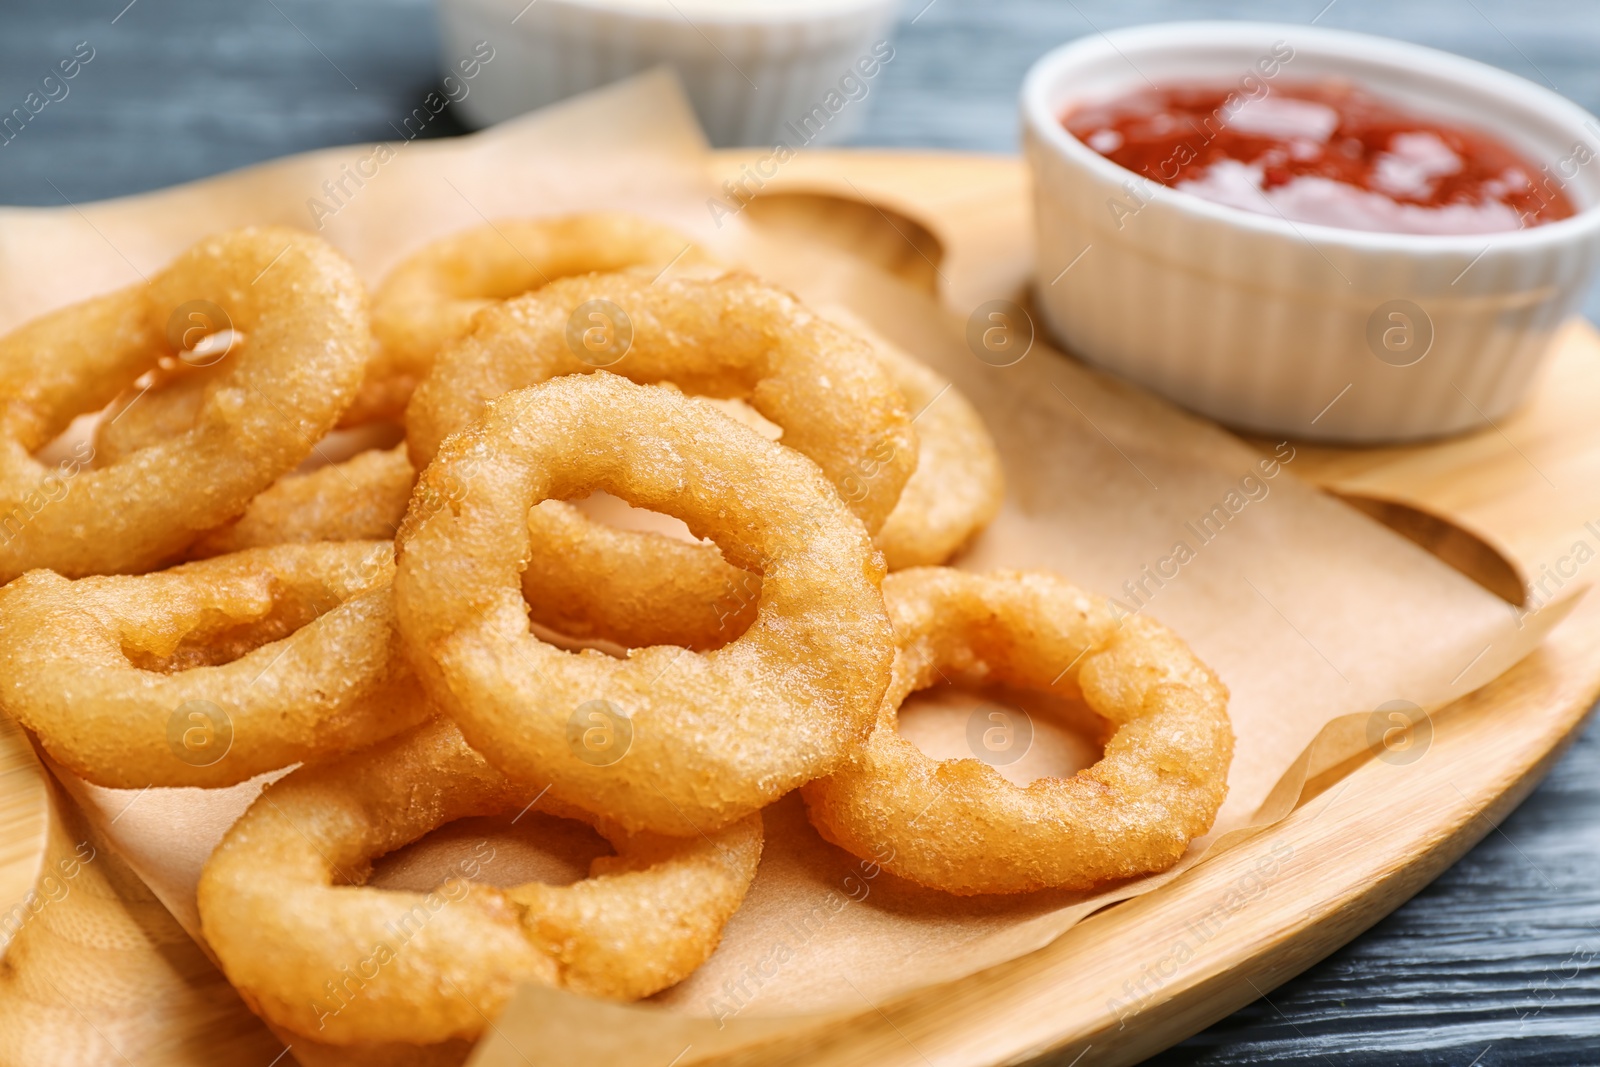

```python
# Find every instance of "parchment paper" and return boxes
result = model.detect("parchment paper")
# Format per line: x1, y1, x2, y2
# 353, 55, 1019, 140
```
3, 72, 1569, 1066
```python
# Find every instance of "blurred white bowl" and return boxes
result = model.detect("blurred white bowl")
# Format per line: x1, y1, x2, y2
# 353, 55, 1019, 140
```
1022, 22, 1600, 442
438, 0, 900, 147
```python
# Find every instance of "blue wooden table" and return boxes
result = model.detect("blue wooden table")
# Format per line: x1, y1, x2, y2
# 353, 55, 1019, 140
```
4, 2, 1599, 1063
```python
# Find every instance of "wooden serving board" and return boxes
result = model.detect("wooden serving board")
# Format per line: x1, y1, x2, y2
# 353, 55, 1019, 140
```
2, 151, 1598, 1067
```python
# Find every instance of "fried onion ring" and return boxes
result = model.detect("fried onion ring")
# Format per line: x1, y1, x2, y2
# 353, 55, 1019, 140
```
0, 227, 369, 582
352, 213, 713, 422
198, 717, 763, 1045
186, 445, 416, 559
394, 374, 893, 836
868, 335, 1004, 570
802, 569, 1233, 895
0, 541, 429, 788
405, 271, 917, 534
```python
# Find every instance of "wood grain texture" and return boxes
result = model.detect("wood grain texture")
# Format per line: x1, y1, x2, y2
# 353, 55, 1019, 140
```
0, 742, 281, 1066
0, 716, 50, 962
3, 3, 1600, 1060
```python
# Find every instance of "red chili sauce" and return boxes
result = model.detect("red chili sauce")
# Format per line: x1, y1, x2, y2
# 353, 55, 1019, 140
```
1064, 81, 1574, 234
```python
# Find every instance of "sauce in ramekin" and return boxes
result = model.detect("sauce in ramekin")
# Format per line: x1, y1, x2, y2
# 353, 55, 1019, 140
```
1065, 81, 1574, 234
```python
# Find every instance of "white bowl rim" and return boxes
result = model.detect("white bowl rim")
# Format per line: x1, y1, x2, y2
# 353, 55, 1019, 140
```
1021, 20, 1600, 253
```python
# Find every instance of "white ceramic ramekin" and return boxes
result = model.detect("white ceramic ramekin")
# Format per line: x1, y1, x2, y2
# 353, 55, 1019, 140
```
1022, 22, 1600, 442
437, 0, 900, 147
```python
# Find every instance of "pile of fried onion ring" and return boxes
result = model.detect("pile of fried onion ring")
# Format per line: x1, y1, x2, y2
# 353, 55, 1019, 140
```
0, 217, 1232, 1055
